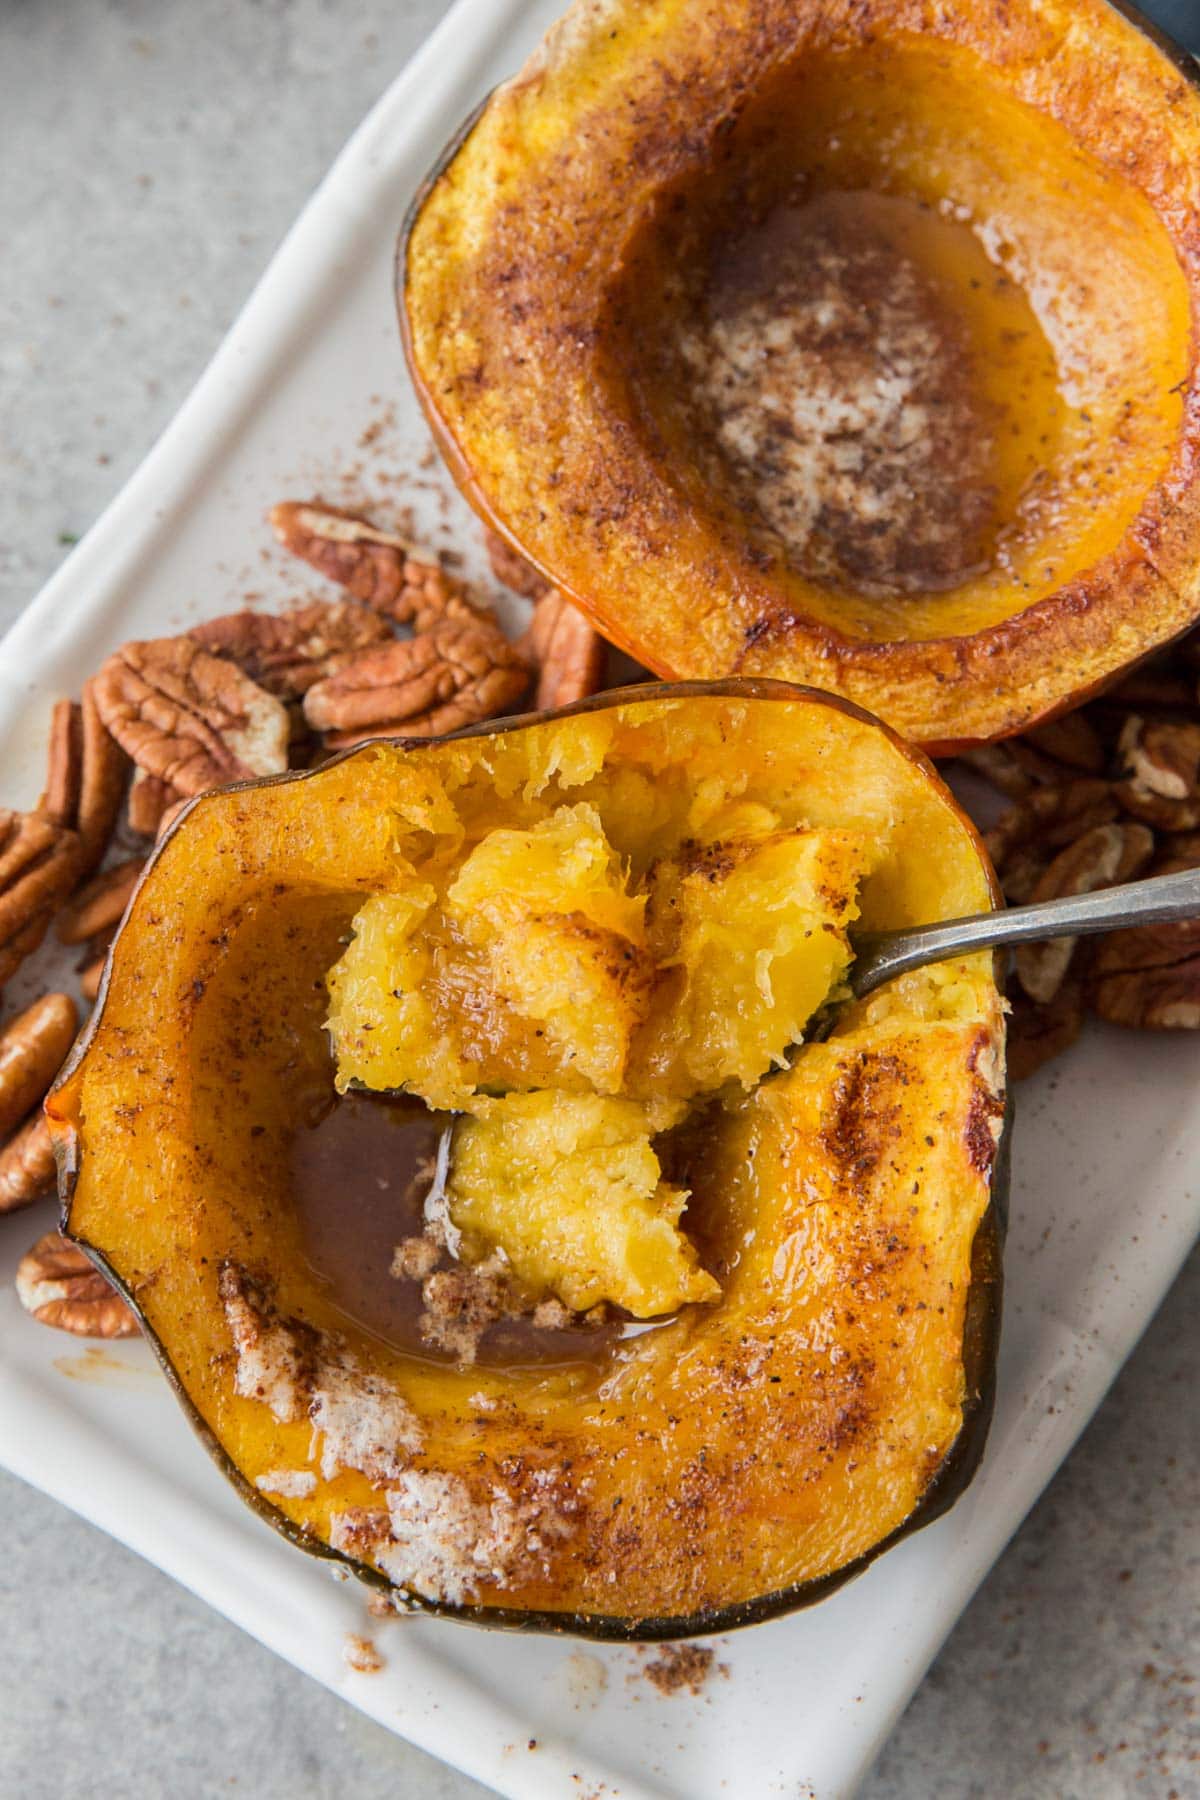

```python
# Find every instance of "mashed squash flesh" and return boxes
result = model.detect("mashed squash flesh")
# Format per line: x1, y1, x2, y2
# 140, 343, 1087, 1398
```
448, 1092, 719, 1315
326, 760, 874, 1317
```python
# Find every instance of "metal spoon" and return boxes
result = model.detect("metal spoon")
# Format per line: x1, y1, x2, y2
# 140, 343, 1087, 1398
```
420, 868, 1200, 1193
847, 864, 1200, 1002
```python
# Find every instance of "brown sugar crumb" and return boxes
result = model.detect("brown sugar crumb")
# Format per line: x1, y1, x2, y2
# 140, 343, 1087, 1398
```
343, 1632, 384, 1675
390, 1214, 594, 1366
532, 1296, 573, 1331
674, 192, 999, 598
390, 1234, 441, 1282
640, 1643, 726, 1697
418, 1255, 513, 1364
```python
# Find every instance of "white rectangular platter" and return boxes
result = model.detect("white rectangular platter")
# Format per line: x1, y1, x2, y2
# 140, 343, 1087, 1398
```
2, 3, 1199, 1795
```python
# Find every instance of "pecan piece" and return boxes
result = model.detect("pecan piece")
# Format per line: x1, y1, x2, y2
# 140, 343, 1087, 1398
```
958, 732, 1096, 800
0, 810, 81, 983
0, 1115, 57, 1213
126, 770, 179, 838
484, 528, 552, 601
1005, 974, 1085, 1081
191, 601, 392, 698
15, 1231, 139, 1337
1013, 823, 1154, 1004
0, 993, 78, 1140
91, 637, 290, 797
304, 619, 530, 746
1115, 715, 1200, 831
519, 590, 606, 710
55, 857, 145, 947
39, 699, 83, 827
270, 502, 479, 632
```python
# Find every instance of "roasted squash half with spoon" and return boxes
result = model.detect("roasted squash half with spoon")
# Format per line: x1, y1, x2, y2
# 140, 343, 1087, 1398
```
49, 683, 1006, 1636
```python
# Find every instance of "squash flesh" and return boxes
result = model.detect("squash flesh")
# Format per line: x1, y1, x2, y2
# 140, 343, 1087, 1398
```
327, 764, 871, 1313
52, 688, 1006, 1627
447, 1092, 717, 1316
328, 804, 869, 1110
634, 825, 869, 1095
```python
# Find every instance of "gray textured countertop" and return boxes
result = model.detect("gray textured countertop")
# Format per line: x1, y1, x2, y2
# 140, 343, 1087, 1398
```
2, 4, 1197, 1796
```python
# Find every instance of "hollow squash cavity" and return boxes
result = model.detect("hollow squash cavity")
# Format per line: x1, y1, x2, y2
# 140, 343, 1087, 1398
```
403, 0, 1200, 748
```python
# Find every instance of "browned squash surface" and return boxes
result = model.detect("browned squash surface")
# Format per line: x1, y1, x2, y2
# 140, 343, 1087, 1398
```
403, 0, 1200, 749
50, 685, 1006, 1634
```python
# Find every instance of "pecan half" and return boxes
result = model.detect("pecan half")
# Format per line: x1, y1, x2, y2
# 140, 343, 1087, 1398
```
191, 601, 392, 698
484, 528, 552, 601
126, 770, 179, 838
55, 857, 145, 947
37, 692, 127, 881
271, 502, 479, 632
304, 619, 530, 746
1014, 822, 1155, 1004
958, 732, 1097, 800
0, 1115, 57, 1213
520, 590, 606, 710
1088, 926, 1200, 1030
91, 638, 290, 797
984, 779, 1118, 869
76, 681, 130, 875
15, 1231, 139, 1337
39, 699, 83, 827
0, 810, 81, 984
0, 993, 78, 1141
1115, 715, 1200, 831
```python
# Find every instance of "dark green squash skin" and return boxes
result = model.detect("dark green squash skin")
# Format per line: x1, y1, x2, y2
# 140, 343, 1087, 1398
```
54, 678, 1009, 1641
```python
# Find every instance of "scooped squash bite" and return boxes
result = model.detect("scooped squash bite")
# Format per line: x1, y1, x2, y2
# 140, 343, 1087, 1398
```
403, 0, 1200, 748
50, 684, 1006, 1634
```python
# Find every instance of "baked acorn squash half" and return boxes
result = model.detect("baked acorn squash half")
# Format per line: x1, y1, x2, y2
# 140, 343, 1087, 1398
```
49, 683, 1007, 1637
402, 0, 1200, 750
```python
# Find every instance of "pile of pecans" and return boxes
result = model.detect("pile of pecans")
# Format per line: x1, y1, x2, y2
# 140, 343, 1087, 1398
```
956, 628, 1200, 1080
1, 502, 604, 1338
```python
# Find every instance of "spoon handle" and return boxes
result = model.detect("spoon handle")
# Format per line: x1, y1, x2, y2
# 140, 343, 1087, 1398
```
850, 865, 1200, 1000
